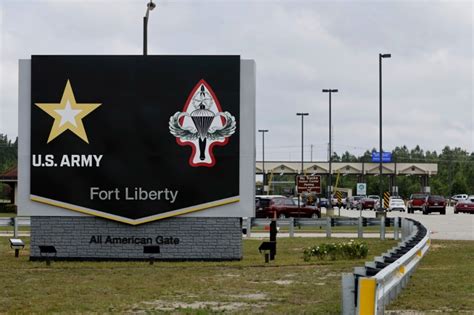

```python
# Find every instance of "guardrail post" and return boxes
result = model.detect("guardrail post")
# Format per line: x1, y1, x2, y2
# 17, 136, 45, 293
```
326, 217, 331, 238
341, 273, 355, 315
289, 217, 294, 238
358, 216, 363, 239
380, 215, 385, 241
394, 217, 399, 240
401, 218, 407, 240
246, 217, 252, 238
13, 217, 18, 238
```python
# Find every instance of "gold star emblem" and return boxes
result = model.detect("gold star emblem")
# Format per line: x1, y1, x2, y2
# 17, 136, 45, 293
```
35, 80, 101, 144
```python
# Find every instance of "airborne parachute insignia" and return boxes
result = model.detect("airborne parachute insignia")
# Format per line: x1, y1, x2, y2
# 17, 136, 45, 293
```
169, 80, 237, 166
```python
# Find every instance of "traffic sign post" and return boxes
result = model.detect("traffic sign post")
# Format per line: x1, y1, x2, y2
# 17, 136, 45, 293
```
356, 183, 367, 196
372, 151, 392, 163
296, 175, 321, 194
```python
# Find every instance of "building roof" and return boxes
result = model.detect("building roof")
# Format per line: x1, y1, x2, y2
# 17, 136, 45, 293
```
0, 166, 17, 182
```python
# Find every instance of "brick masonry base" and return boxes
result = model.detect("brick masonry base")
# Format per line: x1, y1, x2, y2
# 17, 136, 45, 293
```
30, 217, 242, 261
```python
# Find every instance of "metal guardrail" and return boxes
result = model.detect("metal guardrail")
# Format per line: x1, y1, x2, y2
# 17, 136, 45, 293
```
243, 217, 400, 240
0, 217, 31, 238
0, 217, 31, 227
342, 218, 430, 314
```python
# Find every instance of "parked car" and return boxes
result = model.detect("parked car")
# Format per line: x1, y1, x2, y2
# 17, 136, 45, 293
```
422, 195, 446, 215
367, 195, 381, 208
255, 195, 284, 212
407, 193, 429, 213
388, 197, 407, 212
347, 196, 364, 209
331, 196, 346, 208
358, 197, 375, 210
319, 198, 329, 208
450, 194, 468, 204
454, 196, 474, 214
256, 197, 321, 218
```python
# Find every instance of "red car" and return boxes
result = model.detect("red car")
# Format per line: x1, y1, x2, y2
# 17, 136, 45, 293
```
454, 197, 474, 214
407, 193, 428, 213
358, 198, 375, 210
422, 195, 446, 215
256, 197, 321, 219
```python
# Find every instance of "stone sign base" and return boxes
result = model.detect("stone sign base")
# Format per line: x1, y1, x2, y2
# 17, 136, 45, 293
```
30, 217, 242, 261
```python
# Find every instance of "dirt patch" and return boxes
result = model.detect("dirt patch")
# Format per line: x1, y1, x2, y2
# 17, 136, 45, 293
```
386, 310, 473, 314
385, 311, 427, 315
273, 280, 293, 285
227, 293, 267, 300
428, 244, 447, 252
127, 300, 265, 313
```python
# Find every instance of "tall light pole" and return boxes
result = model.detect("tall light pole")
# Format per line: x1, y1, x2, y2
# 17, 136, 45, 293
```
143, 0, 156, 55
258, 129, 269, 195
296, 113, 309, 208
379, 53, 391, 211
322, 89, 338, 213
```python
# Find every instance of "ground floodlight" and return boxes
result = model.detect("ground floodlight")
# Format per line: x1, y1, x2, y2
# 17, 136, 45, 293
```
9, 238, 25, 258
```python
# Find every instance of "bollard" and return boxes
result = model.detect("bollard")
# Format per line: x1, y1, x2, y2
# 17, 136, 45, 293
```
394, 217, 399, 240
247, 217, 252, 238
380, 215, 385, 240
13, 217, 18, 238
269, 220, 277, 260
358, 216, 363, 239
326, 217, 332, 238
289, 217, 294, 238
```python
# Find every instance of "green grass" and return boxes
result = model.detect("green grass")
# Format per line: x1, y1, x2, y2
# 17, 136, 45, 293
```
1, 238, 472, 314
0, 212, 15, 217
0, 237, 396, 314
387, 240, 474, 314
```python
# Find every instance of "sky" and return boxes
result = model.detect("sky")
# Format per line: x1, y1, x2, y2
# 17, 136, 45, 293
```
0, 0, 472, 161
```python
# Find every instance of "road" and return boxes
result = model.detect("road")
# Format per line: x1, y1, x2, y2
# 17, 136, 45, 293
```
324, 206, 474, 240
1, 207, 472, 240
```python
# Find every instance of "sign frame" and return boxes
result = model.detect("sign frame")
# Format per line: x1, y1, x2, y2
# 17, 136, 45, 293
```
356, 183, 367, 196
18, 58, 256, 224
296, 175, 321, 194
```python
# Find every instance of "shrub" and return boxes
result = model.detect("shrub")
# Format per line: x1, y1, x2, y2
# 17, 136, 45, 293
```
303, 240, 368, 261
3, 204, 17, 213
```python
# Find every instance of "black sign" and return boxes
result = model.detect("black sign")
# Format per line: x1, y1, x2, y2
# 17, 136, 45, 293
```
30, 56, 240, 224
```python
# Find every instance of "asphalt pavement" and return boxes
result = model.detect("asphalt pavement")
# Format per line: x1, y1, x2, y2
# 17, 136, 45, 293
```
323, 206, 473, 240
1, 206, 472, 241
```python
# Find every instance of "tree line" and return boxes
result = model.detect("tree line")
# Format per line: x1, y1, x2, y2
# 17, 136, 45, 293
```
0, 134, 17, 174
260, 145, 473, 198
0, 134, 18, 198
329, 145, 473, 197
0, 135, 472, 198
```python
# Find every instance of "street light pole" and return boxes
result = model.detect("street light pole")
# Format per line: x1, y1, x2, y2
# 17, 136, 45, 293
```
379, 53, 391, 211
258, 129, 269, 195
143, 0, 156, 55
296, 113, 309, 209
322, 89, 338, 214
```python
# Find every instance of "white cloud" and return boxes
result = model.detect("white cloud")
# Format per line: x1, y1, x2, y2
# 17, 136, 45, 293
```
0, 0, 472, 157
